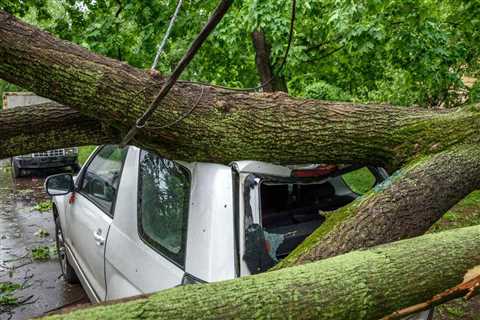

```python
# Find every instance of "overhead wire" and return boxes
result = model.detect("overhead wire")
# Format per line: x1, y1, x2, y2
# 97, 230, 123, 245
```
121, 0, 296, 143
151, 0, 184, 71
120, 0, 233, 146
179, 0, 297, 92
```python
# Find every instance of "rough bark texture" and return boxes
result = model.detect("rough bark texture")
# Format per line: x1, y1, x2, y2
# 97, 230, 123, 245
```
45, 225, 480, 320
0, 103, 117, 158
275, 145, 480, 268
1, 11, 480, 170
1, 8, 480, 269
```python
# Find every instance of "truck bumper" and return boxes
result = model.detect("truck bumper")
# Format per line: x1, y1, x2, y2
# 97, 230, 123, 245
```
13, 156, 78, 169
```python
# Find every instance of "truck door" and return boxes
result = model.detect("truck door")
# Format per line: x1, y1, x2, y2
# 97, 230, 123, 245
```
66, 145, 128, 301
104, 149, 188, 299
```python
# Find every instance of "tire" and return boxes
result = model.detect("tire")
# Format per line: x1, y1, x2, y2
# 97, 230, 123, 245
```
55, 216, 78, 283
11, 159, 21, 178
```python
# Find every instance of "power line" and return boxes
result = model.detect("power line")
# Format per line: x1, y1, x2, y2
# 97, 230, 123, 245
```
120, 0, 234, 147
179, 0, 297, 92
151, 0, 184, 70
121, 0, 296, 147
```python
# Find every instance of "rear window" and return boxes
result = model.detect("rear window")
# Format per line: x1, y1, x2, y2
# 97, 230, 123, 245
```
244, 166, 381, 274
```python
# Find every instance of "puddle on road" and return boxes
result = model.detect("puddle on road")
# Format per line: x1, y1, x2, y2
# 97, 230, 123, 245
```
0, 162, 87, 320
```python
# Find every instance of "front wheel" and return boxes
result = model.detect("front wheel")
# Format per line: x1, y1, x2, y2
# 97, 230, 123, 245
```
11, 159, 22, 178
55, 216, 78, 283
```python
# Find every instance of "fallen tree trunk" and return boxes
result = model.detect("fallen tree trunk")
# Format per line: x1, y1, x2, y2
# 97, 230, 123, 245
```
1, 11, 480, 169
0, 103, 117, 158
1, 7, 480, 268
276, 144, 480, 268
2, 10, 480, 317
46, 224, 480, 320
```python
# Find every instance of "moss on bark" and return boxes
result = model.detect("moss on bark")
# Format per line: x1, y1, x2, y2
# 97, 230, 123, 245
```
0, 104, 117, 158
1, 11, 480, 168
277, 145, 480, 267
46, 224, 480, 320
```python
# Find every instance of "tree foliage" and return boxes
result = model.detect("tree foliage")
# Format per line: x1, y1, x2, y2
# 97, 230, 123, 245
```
1, 0, 480, 107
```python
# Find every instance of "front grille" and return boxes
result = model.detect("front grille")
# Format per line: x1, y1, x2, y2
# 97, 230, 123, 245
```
32, 149, 66, 157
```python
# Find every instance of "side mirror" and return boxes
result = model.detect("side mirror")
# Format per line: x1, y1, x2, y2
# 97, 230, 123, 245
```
45, 173, 74, 196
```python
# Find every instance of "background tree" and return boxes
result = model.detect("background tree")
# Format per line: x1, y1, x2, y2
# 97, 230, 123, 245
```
2, 0, 480, 106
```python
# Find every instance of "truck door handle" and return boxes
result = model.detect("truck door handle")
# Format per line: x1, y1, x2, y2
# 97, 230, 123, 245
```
93, 229, 105, 246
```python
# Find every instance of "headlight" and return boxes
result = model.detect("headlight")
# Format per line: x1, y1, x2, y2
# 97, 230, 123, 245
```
65, 148, 78, 156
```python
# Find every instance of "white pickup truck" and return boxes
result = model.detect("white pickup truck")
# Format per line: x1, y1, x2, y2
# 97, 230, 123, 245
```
45, 145, 432, 319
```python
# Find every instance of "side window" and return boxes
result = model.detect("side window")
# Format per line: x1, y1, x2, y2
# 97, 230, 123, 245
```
80, 145, 128, 215
138, 151, 190, 267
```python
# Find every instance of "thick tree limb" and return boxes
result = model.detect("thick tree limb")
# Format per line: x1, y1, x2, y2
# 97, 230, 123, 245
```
44, 224, 480, 319
275, 144, 480, 268
1, 10, 480, 169
0, 104, 118, 158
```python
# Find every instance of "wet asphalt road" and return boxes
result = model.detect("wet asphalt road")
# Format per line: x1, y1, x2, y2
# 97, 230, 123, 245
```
0, 160, 88, 320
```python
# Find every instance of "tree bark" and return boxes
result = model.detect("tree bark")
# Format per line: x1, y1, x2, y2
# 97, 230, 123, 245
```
45, 224, 480, 320
1, 11, 480, 170
2, 11, 480, 318
0, 103, 117, 158
1, 9, 480, 265
251, 30, 288, 92
274, 144, 480, 268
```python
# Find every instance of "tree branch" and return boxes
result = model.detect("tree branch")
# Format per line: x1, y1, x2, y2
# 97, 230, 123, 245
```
275, 144, 480, 268
1, 10, 479, 168
0, 103, 118, 158
44, 224, 480, 319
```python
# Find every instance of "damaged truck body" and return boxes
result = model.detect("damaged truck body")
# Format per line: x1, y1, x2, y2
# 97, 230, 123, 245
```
46, 145, 388, 302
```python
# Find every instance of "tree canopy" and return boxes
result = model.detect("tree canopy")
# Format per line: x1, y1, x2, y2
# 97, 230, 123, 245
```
1, 0, 480, 106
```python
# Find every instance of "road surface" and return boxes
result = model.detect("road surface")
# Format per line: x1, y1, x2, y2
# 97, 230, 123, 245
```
0, 160, 87, 320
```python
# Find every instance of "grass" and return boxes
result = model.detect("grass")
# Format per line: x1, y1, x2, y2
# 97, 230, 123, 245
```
33, 200, 52, 213
428, 190, 480, 319
341, 169, 480, 233
430, 190, 480, 233
341, 167, 376, 194
0, 282, 21, 306
340, 167, 480, 319
78, 145, 96, 165
34, 228, 50, 238
31, 245, 56, 261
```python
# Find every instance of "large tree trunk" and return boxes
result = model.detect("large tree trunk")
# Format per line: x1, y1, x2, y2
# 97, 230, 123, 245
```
275, 144, 480, 268
0, 104, 117, 157
45, 224, 480, 319
251, 30, 288, 92
1, 8, 479, 259
1, 6, 480, 264
1, 11, 479, 169
2, 10, 480, 318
